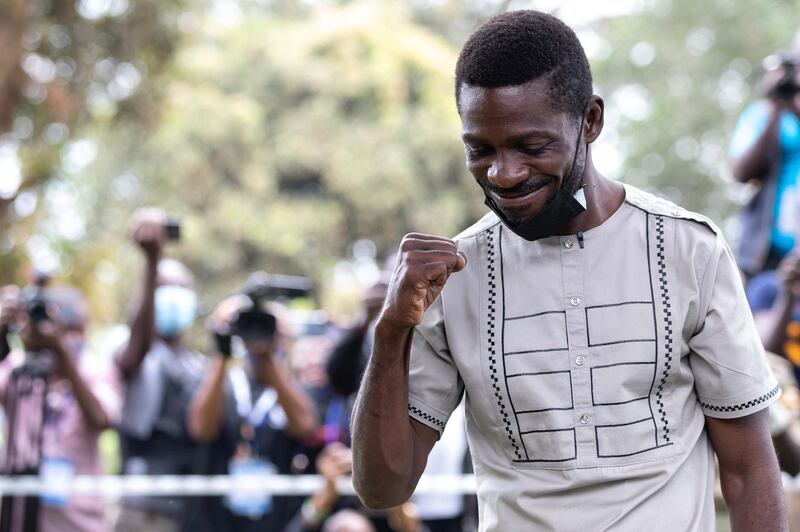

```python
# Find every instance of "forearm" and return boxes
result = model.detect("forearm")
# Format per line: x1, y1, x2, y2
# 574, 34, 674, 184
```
721, 463, 787, 531
351, 322, 422, 509
758, 290, 795, 354
117, 259, 158, 377
187, 356, 227, 441
732, 106, 783, 183
265, 361, 318, 438
709, 411, 788, 531
57, 345, 110, 430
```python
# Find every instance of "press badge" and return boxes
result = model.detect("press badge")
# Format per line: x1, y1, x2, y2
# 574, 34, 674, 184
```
226, 457, 276, 519
39, 457, 75, 507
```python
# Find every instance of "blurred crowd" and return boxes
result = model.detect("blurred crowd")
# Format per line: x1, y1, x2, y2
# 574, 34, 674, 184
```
0, 207, 477, 532
0, 23, 800, 532
730, 28, 800, 528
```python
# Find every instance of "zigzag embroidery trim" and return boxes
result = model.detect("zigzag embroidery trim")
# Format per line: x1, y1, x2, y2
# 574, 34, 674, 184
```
408, 404, 445, 429
699, 385, 781, 413
654, 216, 672, 443
486, 228, 522, 460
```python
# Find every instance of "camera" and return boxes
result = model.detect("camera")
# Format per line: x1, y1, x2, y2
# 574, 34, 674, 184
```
20, 273, 52, 325
229, 271, 312, 342
763, 52, 800, 99
25, 295, 49, 325
164, 218, 181, 241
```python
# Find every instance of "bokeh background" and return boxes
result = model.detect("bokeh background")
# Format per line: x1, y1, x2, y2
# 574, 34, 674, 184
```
1, 0, 799, 325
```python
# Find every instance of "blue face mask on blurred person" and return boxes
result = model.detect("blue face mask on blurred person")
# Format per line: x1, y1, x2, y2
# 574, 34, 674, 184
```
155, 285, 197, 338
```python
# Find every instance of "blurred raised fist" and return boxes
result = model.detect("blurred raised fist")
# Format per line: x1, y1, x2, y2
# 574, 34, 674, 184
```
379, 233, 466, 330
779, 252, 800, 295
130, 207, 167, 261
316, 442, 353, 486
206, 295, 251, 358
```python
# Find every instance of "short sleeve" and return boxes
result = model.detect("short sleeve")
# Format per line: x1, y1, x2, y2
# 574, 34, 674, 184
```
689, 234, 780, 418
408, 295, 464, 436
728, 102, 769, 159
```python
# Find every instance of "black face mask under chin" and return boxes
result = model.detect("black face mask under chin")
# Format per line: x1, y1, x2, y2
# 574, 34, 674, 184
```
484, 113, 588, 242
484, 186, 586, 241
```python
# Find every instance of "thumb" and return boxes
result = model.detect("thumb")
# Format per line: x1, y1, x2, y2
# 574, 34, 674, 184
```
453, 251, 467, 273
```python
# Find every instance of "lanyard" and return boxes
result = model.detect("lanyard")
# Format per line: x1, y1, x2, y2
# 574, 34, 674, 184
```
229, 366, 278, 429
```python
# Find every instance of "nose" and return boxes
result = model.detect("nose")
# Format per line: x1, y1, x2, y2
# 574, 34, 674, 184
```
486, 151, 528, 189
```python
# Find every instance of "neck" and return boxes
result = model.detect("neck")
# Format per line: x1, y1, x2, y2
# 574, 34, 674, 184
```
558, 153, 624, 236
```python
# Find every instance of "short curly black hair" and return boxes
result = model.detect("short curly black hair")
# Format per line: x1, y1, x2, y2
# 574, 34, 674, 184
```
455, 10, 593, 117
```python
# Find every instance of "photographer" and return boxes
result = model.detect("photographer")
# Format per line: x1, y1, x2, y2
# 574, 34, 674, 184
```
0, 283, 121, 532
730, 30, 800, 278
183, 291, 318, 532
113, 208, 207, 532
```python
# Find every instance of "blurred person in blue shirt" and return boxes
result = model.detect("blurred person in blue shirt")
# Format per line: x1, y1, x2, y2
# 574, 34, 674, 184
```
730, 30, 800, 278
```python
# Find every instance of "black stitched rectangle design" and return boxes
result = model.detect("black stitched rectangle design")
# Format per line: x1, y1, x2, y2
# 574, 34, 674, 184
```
596, 417, 658, 458
585, 302, 656, 347
591, 362, 655, 406
518, 428, 577, 463
507, 370, 573, 413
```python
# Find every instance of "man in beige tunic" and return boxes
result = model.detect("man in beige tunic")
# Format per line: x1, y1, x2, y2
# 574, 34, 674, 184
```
352, 10, 787, 531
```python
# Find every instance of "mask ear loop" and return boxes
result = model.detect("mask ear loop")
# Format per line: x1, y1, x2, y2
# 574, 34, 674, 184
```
571, 99, 592, 192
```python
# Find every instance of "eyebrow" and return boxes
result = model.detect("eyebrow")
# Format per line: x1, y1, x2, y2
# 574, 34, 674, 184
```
461, 131, 559, 144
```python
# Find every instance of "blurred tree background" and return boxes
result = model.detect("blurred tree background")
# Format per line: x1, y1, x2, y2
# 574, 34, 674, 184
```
1, 0, 799, 326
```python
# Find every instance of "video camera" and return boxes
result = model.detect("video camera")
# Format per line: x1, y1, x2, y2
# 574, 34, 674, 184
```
229, 271, 312, 342
763, 52, 800, 99
20, 272, 52, 325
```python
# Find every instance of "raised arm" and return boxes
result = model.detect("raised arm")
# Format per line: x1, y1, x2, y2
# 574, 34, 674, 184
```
753, 254, 800, 355
731, 102, 785, 183
706, 409, 787, 531
116, 209, 165, 378
730, 68, 798, 184
188, 353, 228, 442
351, 233, 465, 509
19, 315, 112, 431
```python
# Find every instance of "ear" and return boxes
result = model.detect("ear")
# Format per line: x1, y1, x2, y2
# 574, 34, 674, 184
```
583, 95, 604, 144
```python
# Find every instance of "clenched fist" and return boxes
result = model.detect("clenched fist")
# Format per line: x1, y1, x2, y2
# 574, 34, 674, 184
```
379, 233, 466, 329
130, 207, 167, 261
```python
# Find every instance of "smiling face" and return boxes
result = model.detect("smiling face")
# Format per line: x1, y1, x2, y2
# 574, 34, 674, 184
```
460, 78, 589, 224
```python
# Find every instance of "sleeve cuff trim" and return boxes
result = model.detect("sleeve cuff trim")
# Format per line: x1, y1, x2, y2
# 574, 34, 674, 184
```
698, 384, 781, 415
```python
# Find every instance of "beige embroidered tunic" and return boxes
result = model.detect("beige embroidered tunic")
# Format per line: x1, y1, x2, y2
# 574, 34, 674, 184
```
407, 185, 779, 532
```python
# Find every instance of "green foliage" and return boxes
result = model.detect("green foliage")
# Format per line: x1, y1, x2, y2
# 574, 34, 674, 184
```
8, 0, 800, 325
79, 2, 483, 315
592, 0, 800, 226
0, 0, 188, 284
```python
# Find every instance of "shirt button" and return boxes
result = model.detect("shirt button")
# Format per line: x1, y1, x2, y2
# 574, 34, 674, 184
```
575, 356, 585, 366
570, 296, 581, 306
564, 239, 575, 249
580, 414, 591, 424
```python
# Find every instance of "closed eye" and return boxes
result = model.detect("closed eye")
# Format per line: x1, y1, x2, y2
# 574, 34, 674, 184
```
465, 144, 493, 159
519, 141, 554, 156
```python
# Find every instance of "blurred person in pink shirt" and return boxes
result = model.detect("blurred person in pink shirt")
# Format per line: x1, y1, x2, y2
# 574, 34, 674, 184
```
0, 283, 122, 532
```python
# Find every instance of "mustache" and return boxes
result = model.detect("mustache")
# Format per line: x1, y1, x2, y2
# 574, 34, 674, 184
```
485, 176, 555, 196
